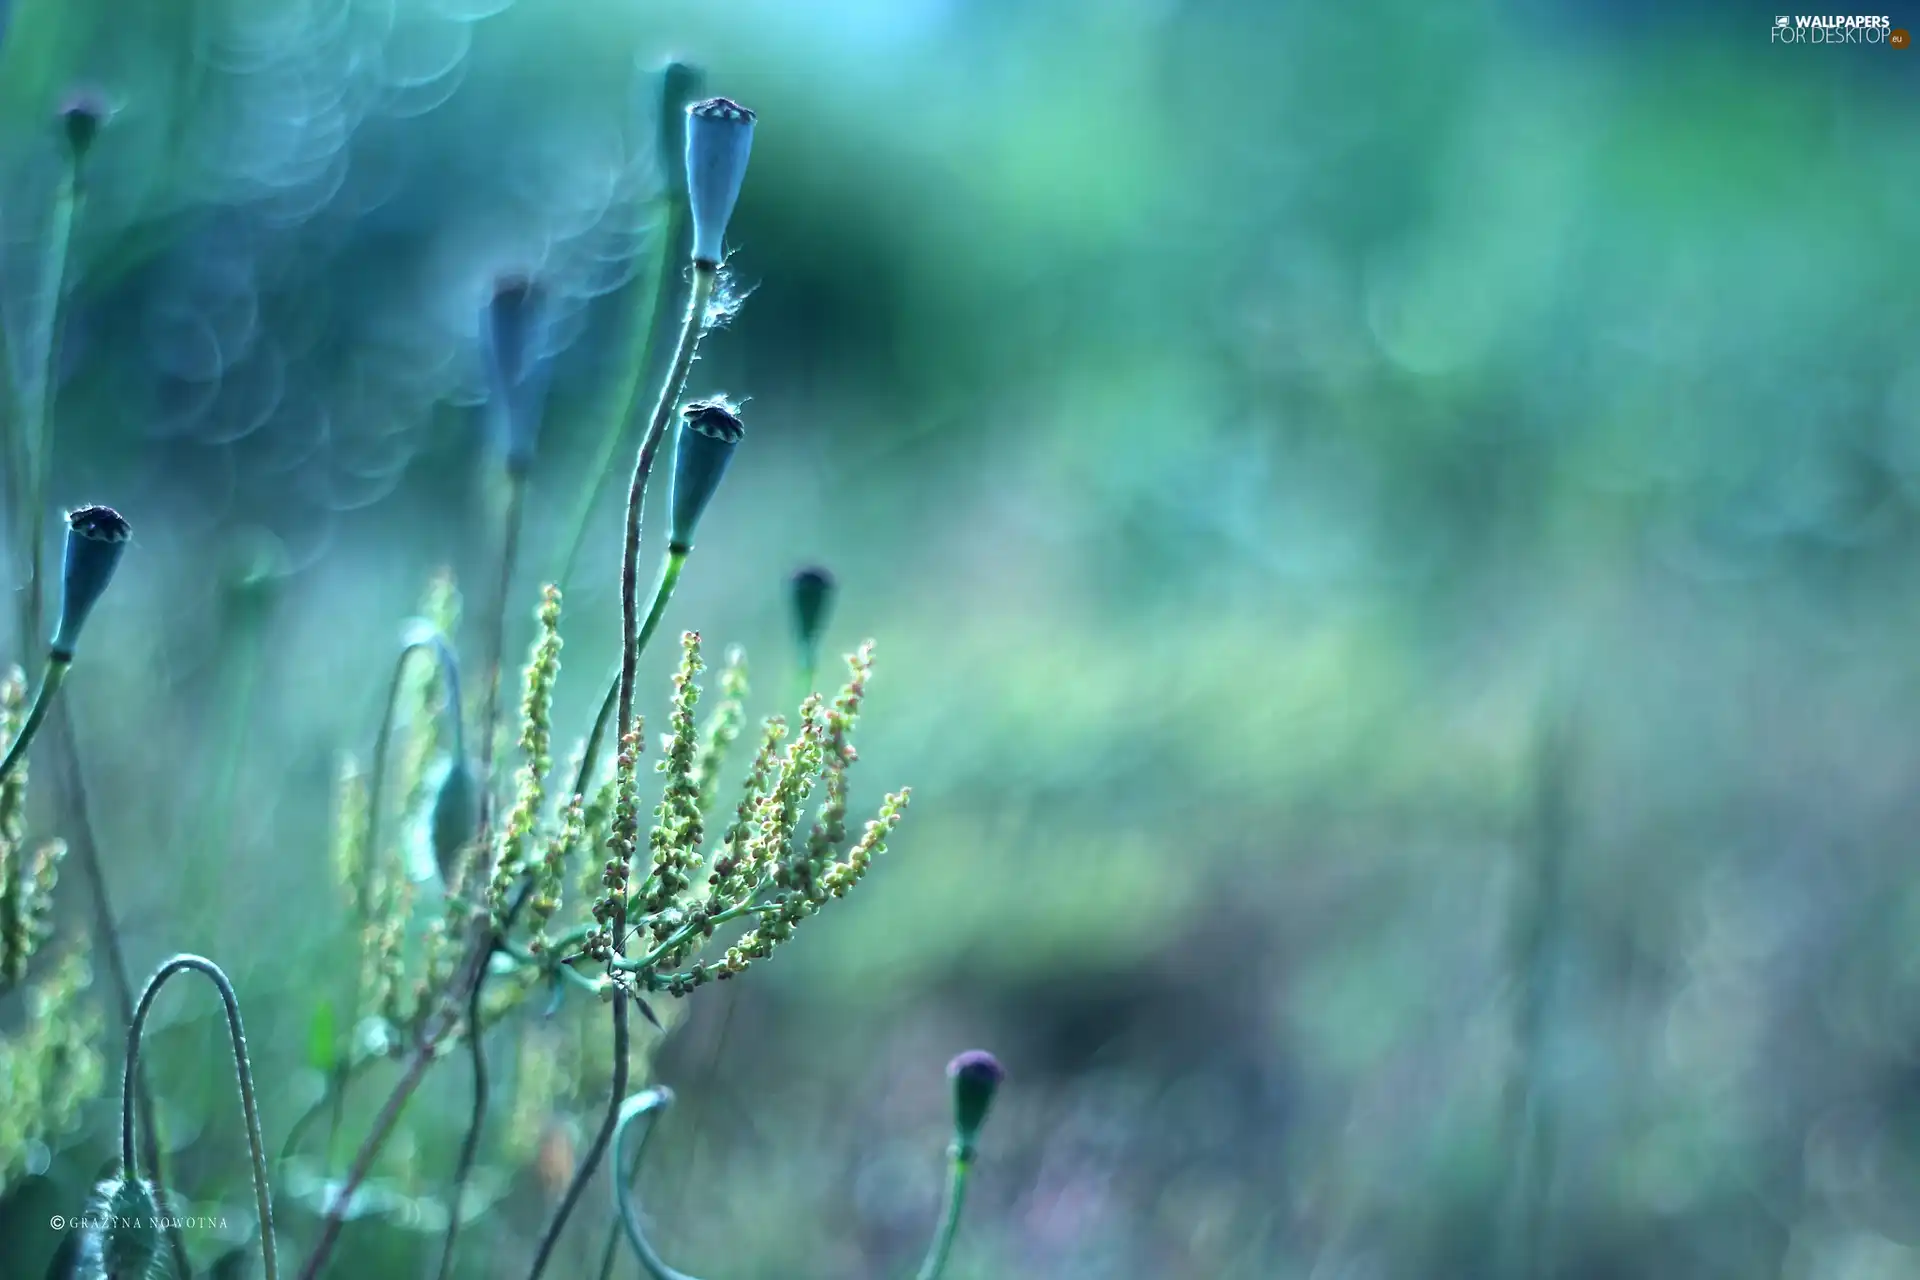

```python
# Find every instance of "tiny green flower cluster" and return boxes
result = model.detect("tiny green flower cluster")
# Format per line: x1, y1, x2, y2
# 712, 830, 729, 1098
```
0, 950, 102, 1188
0, 666, 64, 987
0, 664, 102, 1190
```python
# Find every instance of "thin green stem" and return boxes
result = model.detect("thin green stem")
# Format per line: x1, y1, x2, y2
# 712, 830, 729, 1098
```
124, 955, 278, 1280
912, 1154, 974, 1280
0, 654, 66, 782
609, 900, 775, 973
528, 996, 630, 1280
557, 200, 683, 596
20, 160, 83, 676
636, 550, 688, 679
610, 1088, 703, 1280
477, 473, 526, 832
432, 972, 490, 1280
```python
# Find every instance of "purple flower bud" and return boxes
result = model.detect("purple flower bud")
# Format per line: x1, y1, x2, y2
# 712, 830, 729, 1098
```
51, 505, 130, 660
484, 273, 553, 476
946, 1049, 1006, 1150
668, 398, 745, 551
685, 98, 755, 267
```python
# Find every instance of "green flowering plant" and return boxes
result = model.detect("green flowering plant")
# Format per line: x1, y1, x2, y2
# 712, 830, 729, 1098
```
0, 42, 1004, 1280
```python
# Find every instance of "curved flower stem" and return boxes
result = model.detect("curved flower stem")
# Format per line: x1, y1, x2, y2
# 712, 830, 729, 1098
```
527, 261, 712, 1280
912, 1151, 973, 1280
124, 954, 278, 1280
432, 973, 490, 1280
614, 261, 716, 778
527, 996, 630, 1280
0, 653, 66, 782
325, 627, 463, 1170
610, 1087, 704, 1280
431, 472, 523, 1280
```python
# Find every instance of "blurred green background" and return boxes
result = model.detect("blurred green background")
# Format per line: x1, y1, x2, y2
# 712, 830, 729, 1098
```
4, 0, 1920, 1276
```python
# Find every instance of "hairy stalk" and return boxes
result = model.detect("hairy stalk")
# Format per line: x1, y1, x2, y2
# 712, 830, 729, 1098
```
124, 954, 277, 1280
580, 546, 689, 796
0, 654, 65, 781
617, 268, 715, 755
477, 475, 526, 833
528, 997, 630, 1280
325, 628, 463, 1170
50, 701, 191, 1278
431, 968, 491, 1280
609, 1088, 702, 1280
913, 1157, 973, 1280
525, 273, 712, 1280
613, 264, 715, 955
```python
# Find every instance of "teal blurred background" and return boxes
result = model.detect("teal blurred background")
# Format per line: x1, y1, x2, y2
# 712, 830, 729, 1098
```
4, 0, 1920, 1276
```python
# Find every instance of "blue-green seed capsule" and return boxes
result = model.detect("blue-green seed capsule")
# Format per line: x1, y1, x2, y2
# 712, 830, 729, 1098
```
685, 98, 755, 267
50, 505, 131, 661
668, 399, 745, 552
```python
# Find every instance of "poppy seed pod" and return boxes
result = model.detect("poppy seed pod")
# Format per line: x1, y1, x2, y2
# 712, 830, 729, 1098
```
426, 754, 478, 885
58, 91, 108, 163
484, 274, 553, 476
685, 97, 755, 267
668, 399, 745, 552
50, 505, 130, 661
790, 566, 835, 682
946, 1049, 1005, 1155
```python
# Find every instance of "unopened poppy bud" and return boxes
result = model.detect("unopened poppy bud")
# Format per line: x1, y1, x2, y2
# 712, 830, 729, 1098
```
946, 1049, 1005, 1157
50, 505, 130, 661
685, 97, 755, 267
668, 399, 745, 552
80, 1175, 161, 1280
484, 274, 552, 476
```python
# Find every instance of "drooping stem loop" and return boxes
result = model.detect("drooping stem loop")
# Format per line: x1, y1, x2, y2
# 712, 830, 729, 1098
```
123, 954, 278, 1280
611, 1087, 705, 1280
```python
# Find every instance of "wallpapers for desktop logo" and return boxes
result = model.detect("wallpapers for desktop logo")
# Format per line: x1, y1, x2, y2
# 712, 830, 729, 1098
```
1771, 14, 1906, 44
